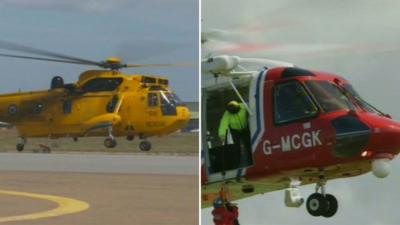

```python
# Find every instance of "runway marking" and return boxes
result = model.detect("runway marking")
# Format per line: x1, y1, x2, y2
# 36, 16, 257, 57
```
0, 190, 90, 223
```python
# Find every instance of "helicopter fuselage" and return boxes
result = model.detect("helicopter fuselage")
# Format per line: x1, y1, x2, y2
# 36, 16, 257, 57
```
0, 70, 191, 139
202, 66, 400, 190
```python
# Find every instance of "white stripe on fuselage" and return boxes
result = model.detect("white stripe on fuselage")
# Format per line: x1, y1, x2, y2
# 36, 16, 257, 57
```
244, 69, 268, 177
249, 69, 268, 151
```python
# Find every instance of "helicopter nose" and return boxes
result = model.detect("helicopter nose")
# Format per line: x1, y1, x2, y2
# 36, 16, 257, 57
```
358, 115, 400, 178
365, 118, 400, 155
331, 114, 400, 158
163, 106, 190, 133
177, 106, 191, 123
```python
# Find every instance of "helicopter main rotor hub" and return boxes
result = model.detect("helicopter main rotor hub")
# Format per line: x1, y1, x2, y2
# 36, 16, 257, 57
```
101, 57, 127, 70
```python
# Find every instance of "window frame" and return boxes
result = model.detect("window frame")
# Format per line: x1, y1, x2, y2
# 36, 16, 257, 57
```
273, 80, 320, 126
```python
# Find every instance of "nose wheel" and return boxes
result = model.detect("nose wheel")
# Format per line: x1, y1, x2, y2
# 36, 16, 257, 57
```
16, 137, 26, 152
104, 137, 117, 148
306, 179, 338, 217
16, 143, 24, 152
139, 140, 151, 151
104, 127, 117, 148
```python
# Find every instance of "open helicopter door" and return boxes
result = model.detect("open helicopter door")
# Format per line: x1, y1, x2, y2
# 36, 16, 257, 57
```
202, 75, 255, 183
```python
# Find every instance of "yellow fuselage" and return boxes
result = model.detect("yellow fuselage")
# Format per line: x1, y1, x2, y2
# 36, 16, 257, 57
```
0, 70, 191, 138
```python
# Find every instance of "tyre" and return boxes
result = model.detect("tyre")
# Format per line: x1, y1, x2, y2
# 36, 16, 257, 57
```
322, 194, 338, 218
16, 144, 24, 152
104, 138, 117, 148
306, 193, 327, 217
139, 141, 151, 151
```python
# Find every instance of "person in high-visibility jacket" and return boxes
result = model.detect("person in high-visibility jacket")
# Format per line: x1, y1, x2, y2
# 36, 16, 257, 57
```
218, 101, 252, 168
218, 101, 248, 142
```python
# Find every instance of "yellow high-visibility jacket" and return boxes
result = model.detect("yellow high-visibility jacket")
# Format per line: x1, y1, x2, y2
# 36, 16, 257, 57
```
218, 103, 248, 139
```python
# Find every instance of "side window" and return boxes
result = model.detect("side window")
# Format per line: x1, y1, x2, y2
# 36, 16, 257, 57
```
148, 93, 159, 107
33, 103, 44, 114
63, 100, 72, 114
274, 82, 318, 124
82, 78, 123, 93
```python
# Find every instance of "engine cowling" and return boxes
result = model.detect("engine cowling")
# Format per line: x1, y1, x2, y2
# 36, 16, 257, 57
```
201, 55, 240, 75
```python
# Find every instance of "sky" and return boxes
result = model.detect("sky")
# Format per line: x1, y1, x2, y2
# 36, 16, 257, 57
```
0, 0, 199, 101
202, 0, 400, 224
202, 0, 400, 116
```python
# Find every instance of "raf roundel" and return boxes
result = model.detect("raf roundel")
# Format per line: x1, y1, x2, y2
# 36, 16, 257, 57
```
7, 104, 18, 116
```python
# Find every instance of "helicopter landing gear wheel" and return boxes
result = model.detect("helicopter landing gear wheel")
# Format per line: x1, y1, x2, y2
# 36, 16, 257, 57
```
104, 137, 117, 148
321, 194, 338, 218
139, 141, 151, 151
16, 137, 26, 152
306, 178, 338, 217
104, 126, 117, 148
16, 143, 24, 152
306, 193, 327, 217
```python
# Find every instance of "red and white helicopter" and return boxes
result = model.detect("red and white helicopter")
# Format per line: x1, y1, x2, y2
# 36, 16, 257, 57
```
201, 31, 400, 218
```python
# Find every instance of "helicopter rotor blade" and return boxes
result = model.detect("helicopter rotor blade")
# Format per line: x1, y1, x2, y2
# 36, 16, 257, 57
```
0, 40, 102, 66
125, 63, 195, 68
0, 53, 94, 65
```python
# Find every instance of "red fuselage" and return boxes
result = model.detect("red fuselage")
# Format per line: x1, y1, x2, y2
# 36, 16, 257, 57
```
202, 67, 400, 184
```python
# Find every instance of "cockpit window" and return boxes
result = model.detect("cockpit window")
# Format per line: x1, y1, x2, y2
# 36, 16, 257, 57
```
343, 84, 383, 115
160, 92, 184, 106
274, 81, 318, 124
160, 91, 183, 115
305, 80, 355, 112
148, 93, 159, 107
82, 78, 123, 93
149, 86, 168, 91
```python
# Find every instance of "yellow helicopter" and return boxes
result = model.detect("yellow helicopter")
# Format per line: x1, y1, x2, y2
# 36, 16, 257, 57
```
0, 41, 191, 152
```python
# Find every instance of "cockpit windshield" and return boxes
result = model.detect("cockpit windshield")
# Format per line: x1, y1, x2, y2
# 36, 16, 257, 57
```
159, 91, 184, 116
160, 92, 184, 107
343, 84, 384, 115
305, 80, 356, 112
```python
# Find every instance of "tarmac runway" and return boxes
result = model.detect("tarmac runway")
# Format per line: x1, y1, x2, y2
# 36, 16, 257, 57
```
0, 153, 198, 225
0, 153, 196, 175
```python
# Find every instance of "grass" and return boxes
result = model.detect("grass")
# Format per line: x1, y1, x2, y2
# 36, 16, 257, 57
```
0, 129, 198, 155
